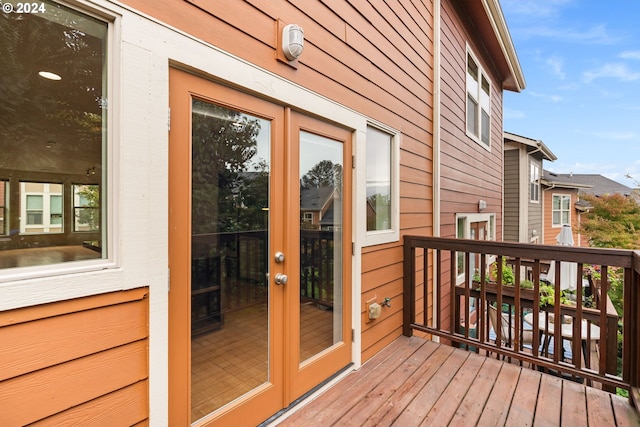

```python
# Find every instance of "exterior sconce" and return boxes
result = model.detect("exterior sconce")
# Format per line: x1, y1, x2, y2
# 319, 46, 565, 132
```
478, 199, 487, 211
282, 24, 304, 61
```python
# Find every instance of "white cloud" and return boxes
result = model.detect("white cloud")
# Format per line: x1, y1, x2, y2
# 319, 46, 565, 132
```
501, 0, 572, 18
583, 63, 640, 83
513, 24, 620, 45
546, 56, 566, 79
582, 130, 637, 140
504, 108, 526, 119
528, 91, 563, 103
619, 51, 640, 60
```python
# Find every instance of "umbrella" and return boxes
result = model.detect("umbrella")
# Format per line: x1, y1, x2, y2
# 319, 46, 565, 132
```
548, 225, 577, 290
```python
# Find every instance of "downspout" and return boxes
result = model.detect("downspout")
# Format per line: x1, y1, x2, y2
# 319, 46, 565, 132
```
432, 0, 441, 337
433, 3, 441, 238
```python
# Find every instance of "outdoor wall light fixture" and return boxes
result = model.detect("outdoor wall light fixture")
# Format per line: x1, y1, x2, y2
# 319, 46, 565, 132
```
282, 24, 304, 61
478, 199, 487, 211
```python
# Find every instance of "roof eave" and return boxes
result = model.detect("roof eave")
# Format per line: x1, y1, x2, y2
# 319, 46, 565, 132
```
481, 0, 526, 92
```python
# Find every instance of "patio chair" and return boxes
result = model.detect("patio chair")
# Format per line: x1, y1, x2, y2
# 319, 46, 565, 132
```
488, 305, 534, 349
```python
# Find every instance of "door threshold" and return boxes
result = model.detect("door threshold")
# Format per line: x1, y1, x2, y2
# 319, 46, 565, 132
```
260, 363, 355, 426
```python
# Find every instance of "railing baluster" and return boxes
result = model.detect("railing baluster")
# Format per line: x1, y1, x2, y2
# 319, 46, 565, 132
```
402, 235, 637, 393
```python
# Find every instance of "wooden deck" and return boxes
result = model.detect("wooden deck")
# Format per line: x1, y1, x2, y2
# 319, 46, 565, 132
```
272, 336, 640, 426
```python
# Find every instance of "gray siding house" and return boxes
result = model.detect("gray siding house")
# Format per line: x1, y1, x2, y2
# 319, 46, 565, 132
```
503, 132, 556, 243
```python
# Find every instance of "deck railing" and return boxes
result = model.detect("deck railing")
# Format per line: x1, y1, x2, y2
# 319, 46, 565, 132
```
403, 236, 640, 403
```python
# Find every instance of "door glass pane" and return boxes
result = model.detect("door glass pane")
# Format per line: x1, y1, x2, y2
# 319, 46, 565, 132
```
190, 99, 270, 421
299, 131, 343, 363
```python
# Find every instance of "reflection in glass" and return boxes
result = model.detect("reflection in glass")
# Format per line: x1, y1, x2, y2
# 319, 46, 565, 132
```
0, 181, 7, 235
20, 182, 63, 234
190, 99, 270, 421
0, 1, 107, 268
73, 185, 100, 232
366, 127, 392, 231
299, 131, 343, 363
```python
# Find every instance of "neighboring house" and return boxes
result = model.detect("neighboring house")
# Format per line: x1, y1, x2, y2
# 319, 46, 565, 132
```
300, 186, 337, 230
437, 1, 524, 330
542, 171, 636, 247
502, 132, 557, 244
0, 1, 523, 426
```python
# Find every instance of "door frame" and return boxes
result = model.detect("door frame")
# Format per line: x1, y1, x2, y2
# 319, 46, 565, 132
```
168, 67, 357, 426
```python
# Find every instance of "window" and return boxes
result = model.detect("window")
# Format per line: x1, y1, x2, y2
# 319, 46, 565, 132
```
456, 213, 496, 284
552, 195, 571, 226
26, 195, 43, 226
530, 163, 540, 202
363, 125, 399, 246
466, 51, 491, 147
21, 182, 63, 234
0, 1, 108, 268
0, 181, 6, 235
74, 185, 100, 232
366, 127, 392, 232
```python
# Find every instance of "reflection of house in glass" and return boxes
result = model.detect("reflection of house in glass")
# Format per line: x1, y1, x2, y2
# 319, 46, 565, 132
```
300, 186, 340, 231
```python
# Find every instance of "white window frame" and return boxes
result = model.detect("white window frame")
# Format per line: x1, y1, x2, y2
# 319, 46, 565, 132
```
529, 162, 540, 203
361, 122, 400, 247
0, 1, 118, 285
552, 194, 571, 227
20, 183, 64, 234
466, 48, 491, 150
455, 213, 496, 285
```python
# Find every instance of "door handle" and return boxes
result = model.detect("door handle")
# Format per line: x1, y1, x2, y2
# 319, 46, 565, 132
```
274, 273, 288, 285
275, 252, 285, 263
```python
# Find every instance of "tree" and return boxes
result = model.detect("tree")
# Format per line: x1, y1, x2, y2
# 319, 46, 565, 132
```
579, 193, 640, 249
191, 100, 265, 235
300, 160, 342, 190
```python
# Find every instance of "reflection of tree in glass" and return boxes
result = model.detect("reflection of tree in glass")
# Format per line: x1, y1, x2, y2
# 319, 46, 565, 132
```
367, 193, 391, 230
76, 185, 100, 231
0, 3, 105, 141
300, 160, 342, 191
191, 101, 267, 234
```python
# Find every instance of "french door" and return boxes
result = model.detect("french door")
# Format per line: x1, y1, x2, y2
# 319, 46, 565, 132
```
168, 68, 352, 426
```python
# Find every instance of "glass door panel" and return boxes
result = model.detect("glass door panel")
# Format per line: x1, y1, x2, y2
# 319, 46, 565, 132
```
298, 131, 344, 363
190, 98, 271, 421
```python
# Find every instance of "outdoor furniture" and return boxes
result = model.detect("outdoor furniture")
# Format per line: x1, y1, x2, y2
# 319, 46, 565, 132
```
488, 304, 534, 348
524, 312, 600, 366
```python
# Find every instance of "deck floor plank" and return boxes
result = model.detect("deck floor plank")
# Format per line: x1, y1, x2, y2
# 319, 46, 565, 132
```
476, 361, 522, 427
336, 339, 439, 426
282, 336, 425, 426
611, 393, 640, 427
587, 387, 617, 426
561, 379, 588, 426
361, 342, 455, 427
532, 373, 563, 426
505, 366, 542, 427
390, 346, 470, 426
448, 356, 503, 426
421, 351, 487, 425
270, 336, 639, 427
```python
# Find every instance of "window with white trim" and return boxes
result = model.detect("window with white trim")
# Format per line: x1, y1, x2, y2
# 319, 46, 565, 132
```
0, 1, 109, 269
455, 213, 496, 283
363, 124, 399, 246
530, 162, 540, 202
0, 181, 6, 235
466, 51, 491, 147
552, 194, 571, 226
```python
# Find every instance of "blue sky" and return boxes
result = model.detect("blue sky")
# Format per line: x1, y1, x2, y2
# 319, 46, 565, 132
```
500, 0, 640, 187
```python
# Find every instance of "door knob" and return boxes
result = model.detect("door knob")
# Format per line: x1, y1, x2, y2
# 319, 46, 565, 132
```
274, 273, 288, 285
275, 252, 285, 263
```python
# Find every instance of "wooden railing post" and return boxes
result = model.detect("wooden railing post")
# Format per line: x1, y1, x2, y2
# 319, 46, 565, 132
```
629, 253, 640, 411
403, 237, 415, 337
